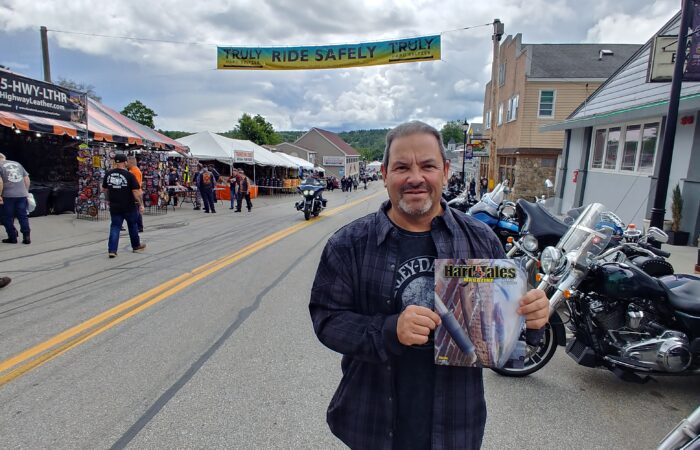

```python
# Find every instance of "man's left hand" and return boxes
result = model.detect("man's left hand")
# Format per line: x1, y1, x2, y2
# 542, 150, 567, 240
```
517, 289, 550, 330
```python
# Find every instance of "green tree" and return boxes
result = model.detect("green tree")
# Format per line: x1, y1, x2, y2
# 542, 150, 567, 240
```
228, 113, 281, 145
157, 130, 192, 140
56, 78, 102, 101
121, 100, 157, 128
440, 120, 466, 147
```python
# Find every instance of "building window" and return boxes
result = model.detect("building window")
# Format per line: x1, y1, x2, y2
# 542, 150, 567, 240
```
498, 156, 516, 186
620, 125, 640, 171
498, 62, 506, 86
506, 95, 519, 122
591, 129, 606, 169
485, 110, 491, 129
541, 157, 557, 168
603, 127, 621, 170
590, 121, 660, 174
497, 103, 503, 126
538, 90, 556, 118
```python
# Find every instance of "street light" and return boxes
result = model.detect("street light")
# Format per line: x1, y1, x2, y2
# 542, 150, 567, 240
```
461, 119, 469, 188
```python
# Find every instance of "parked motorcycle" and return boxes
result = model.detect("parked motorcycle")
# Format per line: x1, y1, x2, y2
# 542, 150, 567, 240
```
493, 203, 700, 380
468, 183, 519, 247
446, 190, 478, 214
295, 177, 326, 220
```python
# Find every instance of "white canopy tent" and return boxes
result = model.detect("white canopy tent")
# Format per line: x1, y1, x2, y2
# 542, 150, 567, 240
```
275, 152, 314, 170
176, 131, 296, 181
367, 161, 382, 170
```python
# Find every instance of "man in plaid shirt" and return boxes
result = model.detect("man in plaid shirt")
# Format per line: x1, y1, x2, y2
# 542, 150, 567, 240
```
310, 121, 549, 450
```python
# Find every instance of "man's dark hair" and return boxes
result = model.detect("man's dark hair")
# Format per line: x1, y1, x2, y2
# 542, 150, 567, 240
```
383, 120, 447, 168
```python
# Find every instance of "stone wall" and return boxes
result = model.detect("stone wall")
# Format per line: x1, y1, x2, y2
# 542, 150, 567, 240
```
512, 156, 557, 201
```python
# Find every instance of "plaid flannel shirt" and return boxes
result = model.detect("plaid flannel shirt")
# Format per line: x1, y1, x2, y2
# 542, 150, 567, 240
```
310, 199, 543, 450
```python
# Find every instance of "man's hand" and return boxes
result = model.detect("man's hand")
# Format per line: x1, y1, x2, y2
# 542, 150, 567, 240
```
139, 204, 145, 213
517, 289, 550, 329
397, 305, 441, 346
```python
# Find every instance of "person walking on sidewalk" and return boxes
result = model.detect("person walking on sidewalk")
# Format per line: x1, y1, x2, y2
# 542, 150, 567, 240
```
102, 154, 145, 258
198, 166, 217, 213
126, 156, 144, 232
191, 164, 202, 210
0, 153, 31, 244
235, 172, 252, 212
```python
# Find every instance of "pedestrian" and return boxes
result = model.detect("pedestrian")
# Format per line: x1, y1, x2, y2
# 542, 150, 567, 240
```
102, 154, 145, 258
352, 176, 358, 191
191, 164, 202, 210
0, 152, 31, 244
309, 120, 549, 450
235, 172, 253, 212
197, 166, 216, 213
469, 177, 476, 197
167, 167, 180, 207
126, 156, 144, 232
480, 176, 488, 198
208, 164, 220, 182
0, 276, 10, 288
229, 169, 239, 210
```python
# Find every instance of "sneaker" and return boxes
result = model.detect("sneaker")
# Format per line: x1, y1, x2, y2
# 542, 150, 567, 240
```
132, 243, 146, 252
2, 238, 17, 244
0, 276, 11, 288
108, 252, 117, 258
204, 210, 210, 213
193, 207, 201, 210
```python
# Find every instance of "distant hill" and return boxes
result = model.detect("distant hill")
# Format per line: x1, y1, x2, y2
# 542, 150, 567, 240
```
278, 128, 388, 161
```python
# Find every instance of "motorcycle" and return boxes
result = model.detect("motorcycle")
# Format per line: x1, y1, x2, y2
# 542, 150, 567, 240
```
493, 203, 700, 380
468, 183, 520, 248
295, 177, 326, 220
446, 190, 478, 214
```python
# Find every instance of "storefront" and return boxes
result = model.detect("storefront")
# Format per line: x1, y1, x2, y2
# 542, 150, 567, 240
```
0, 69, 189, 219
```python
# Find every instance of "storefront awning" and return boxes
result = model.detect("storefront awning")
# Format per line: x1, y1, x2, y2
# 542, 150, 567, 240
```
0, 97, 188, 155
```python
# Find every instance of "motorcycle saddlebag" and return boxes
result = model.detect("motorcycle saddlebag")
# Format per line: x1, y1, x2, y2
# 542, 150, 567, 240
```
629, 255, 674, 277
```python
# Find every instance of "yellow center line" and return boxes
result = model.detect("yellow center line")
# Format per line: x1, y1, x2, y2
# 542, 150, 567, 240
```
0, 193, 382, 387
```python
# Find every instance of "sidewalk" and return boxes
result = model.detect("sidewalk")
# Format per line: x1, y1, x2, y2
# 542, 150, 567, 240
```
664, 243, 700, 274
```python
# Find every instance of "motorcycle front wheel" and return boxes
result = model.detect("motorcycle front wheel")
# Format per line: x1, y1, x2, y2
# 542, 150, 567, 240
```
491, 311, 559, 377
304, 209, 310, 220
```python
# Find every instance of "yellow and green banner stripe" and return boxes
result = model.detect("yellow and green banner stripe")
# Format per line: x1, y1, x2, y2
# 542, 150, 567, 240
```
217, 35, 440, 70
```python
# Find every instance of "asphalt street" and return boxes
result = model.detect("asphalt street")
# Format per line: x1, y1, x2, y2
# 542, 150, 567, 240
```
0, 183, 698, 449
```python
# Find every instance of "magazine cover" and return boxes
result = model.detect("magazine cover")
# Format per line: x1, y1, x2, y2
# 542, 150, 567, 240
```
434, 258, 526, 368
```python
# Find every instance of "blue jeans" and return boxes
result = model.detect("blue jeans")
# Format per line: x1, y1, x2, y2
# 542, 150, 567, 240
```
201, 188, 216, 212
230, 188, 236, 208
109, 209, 140, 253
2, 196, 30, 239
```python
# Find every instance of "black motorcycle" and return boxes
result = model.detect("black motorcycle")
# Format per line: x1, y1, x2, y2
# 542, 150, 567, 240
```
494, 203, 700, 380
295, 177, 326, 220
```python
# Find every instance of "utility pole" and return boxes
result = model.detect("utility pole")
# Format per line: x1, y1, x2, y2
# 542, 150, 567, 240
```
650, 0, 692, 230
488, 19, 504, 190
40, 26, 52, 82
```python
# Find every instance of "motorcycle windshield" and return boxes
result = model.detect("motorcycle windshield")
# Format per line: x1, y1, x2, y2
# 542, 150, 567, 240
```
468, 183, 503, 216
556, 203, 613, 266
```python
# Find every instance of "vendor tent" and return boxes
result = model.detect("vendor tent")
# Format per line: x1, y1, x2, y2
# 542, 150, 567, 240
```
0, 97, 188, 154
367, 161, 382, 169
176, 131, 295, 168
275, 152, 314, 169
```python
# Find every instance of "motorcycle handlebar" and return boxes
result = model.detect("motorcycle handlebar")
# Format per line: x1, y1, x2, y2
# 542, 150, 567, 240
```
638, 242, 671, 258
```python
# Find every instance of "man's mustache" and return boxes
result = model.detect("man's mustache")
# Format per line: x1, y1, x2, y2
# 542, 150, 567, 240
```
400, 182, 431, 194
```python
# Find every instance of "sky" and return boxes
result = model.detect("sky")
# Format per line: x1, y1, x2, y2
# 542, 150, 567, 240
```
0, 0, 679, 133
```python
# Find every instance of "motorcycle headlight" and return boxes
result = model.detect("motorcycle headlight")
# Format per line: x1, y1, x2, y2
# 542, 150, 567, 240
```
540, 246, 564, 274
522, 234, 539, 253
303, 190, 311, 196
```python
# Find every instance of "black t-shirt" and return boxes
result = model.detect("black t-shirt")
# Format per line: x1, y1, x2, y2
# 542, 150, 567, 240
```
103, 168, 139, 213
392, 227, 437, 450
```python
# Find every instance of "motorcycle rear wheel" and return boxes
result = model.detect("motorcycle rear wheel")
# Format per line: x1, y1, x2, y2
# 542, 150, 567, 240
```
491, 313, 559, 377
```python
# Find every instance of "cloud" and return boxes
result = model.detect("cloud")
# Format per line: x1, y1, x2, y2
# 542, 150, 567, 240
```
0, 0, 681, 133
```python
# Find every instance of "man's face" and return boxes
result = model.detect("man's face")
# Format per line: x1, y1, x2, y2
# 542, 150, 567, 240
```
381, 132, 449, 219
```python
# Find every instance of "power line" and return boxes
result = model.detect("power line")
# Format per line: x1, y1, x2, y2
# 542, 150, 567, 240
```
46, 22, 495, 47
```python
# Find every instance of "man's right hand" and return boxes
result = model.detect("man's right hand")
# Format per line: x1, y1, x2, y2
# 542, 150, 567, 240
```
397, 305, 441, 346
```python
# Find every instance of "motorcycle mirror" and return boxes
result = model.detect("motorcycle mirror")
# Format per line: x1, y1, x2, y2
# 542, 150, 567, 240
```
647, 227, 669, 243
501, 204, 516, 218
544, 179, 554, 189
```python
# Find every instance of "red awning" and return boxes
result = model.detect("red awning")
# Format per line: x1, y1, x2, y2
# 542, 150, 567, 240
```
0, 98, 188, 155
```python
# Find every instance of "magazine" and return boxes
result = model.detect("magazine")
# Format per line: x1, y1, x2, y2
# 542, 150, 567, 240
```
434, 258, 527, 368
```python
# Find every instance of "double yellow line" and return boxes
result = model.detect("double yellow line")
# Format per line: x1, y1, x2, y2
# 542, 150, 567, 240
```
0, 194, 380, 387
